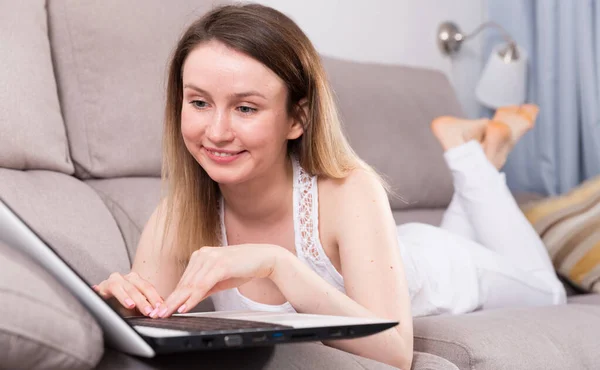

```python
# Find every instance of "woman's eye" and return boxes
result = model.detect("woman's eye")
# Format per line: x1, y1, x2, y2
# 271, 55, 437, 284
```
237, 106, 257, 114
190, 100, 207, 109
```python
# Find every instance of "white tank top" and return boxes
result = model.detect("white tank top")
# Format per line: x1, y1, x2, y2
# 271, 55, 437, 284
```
211, 156, 346, 313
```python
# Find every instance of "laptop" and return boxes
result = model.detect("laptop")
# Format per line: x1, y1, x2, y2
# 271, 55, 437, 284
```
0, 197, 398, 358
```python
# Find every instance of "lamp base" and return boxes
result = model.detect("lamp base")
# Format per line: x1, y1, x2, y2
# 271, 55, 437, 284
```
437, 22, 464, 56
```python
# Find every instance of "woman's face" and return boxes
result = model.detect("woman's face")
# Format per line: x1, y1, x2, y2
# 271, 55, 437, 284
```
180, 40, 304, 185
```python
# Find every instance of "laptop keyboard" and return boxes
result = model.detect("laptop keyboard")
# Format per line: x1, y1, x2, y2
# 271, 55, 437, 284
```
127, 316, 292, 333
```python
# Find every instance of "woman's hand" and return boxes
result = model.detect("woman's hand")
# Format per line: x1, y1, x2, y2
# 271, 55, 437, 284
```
93, 272, 164, 317
157, 244, 284, 318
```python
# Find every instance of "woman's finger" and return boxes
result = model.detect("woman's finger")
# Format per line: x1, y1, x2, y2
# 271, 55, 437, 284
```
104, 273, 151, 316
177, 267, 226, 314
126, 272, 164, 310
159, 287, 191, 318
160, 261, 218, 317
93, 282, 114, 299
120, 278, 155, 316
106, 279, 137, 311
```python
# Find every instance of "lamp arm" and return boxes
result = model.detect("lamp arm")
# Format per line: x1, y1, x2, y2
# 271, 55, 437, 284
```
462, 21, 515, 45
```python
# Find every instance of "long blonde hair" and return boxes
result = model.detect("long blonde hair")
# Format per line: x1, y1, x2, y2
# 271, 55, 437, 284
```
162, 4, 382, 266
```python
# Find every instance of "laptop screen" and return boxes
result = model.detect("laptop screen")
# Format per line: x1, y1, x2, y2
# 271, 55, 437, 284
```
0, 196, 157, 356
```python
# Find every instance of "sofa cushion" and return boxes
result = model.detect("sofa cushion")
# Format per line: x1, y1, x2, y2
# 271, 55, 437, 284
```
0, 169, 130, 284
520, 175, 600, 294
323, 57, 460, 210
413, 304, 600, 370
568, 294, 600, 305
0, 242, 103, 369
46, 1, 218, 178
86, 177, 162, 260
0, 0, 73, 174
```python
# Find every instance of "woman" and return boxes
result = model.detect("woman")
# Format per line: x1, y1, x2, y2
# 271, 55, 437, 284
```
93, 4, 565, 368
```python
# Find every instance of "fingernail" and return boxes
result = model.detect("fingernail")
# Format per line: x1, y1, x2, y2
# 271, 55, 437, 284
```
159, 308, 168, 317
177, 305, 186, 314
150, 308, 159, 318
92, 285, 98, 290
155, 302, 161, 309
125, 299, 135, 308
144, 306, 153, 315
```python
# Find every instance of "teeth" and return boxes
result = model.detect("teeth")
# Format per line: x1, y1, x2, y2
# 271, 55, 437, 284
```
210, 150, 236, 157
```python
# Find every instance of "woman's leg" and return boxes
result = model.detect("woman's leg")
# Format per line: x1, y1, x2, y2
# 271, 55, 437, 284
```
443, 140, 566, 304
409, 110, 567, 315
438, 114, 527, 241
398, 222, 564, 318
434, 117, 485, 241
440, 193, 477, 241
437, 107, 538, 242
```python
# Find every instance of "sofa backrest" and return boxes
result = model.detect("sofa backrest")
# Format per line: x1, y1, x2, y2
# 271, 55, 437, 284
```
0, 0, 73, 174
42, 0, 458, 209
46, 0, 216, 178
322, 58, 459, 209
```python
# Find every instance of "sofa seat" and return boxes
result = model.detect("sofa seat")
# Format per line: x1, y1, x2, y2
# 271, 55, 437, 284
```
96, 346, 459, 370
413, 302, 600, 369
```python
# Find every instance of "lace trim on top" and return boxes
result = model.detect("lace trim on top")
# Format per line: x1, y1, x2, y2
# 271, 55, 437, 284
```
293, 158, 344, 289
295, 157, 323, 263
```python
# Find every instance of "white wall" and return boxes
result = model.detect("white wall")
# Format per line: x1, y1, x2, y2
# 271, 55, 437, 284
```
256, 0, 486, 118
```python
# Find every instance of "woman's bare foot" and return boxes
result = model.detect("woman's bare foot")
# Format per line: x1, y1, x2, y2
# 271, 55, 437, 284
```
494, 104, 538, 145
483, 121, 512, 169
484, 104, 539, 169
431, 116, 489, 151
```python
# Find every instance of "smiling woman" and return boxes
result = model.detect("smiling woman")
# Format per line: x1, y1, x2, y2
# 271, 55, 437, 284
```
178, 40, 304, 184
146, 3, 412, 368
92, 3, 567, 370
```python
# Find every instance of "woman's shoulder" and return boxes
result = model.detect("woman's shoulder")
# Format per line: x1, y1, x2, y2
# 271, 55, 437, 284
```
317, 167, 390, 235
318, 167, 387, 200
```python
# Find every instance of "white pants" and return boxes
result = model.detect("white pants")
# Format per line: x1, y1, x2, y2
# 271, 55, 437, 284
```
398, 141, 566, 317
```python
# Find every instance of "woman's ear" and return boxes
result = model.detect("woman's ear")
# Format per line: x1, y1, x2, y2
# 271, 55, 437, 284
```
287, 98, 308, 140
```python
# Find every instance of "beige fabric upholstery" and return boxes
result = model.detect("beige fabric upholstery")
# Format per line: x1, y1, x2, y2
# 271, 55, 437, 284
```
86, 177, 162, 260
86, 177, 219, 314
568, 294, 600, 305
46, 1, 219, 179
322, 57, 459, 210
393, 208, 445, 227
411, 351, 459, 370
0, 242, 103, 369
413, 304, 600, 370
0, 169, 130, 284
0, 0, 73, 173
96, 343, 408, 370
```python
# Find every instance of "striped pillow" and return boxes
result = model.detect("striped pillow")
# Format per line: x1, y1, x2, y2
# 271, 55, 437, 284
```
520, 175, 600, 293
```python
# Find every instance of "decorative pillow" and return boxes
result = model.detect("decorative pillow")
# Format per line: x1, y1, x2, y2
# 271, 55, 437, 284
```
0, 242, 103, 369
0, 0, 73, 173
520, 175, 600, 293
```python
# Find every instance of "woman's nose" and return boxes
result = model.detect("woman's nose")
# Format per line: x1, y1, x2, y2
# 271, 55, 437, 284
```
206, 111, 234, 142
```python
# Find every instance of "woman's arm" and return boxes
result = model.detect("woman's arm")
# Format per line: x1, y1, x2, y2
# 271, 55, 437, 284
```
156, 171, 413, 368
269, 169, 413, 369
95, 200, 183, 317
130, 200, 183, 300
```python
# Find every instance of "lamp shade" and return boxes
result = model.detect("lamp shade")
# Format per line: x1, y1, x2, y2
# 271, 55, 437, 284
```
475, 44, 528, 109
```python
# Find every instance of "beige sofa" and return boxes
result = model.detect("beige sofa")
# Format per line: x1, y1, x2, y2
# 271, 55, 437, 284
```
1, 1, 600, 369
